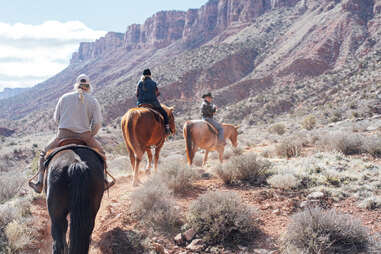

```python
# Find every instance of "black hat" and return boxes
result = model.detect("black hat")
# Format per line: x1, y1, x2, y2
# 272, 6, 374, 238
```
143, 69, 151, 76
202, 92, 213, 99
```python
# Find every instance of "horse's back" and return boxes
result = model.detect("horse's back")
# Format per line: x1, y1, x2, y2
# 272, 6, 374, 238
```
184, 120, 216, 149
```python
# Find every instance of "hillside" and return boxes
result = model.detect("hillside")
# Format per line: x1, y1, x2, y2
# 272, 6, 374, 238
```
0, 0, 380, 135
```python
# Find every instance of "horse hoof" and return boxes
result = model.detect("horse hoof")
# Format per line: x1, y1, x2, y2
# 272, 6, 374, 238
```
145, 170, 151, 175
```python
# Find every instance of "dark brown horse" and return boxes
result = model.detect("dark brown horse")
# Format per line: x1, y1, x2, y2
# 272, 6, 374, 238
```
121, 105, 175, 186
183, 120, 239, 166
45, 146, 105, 254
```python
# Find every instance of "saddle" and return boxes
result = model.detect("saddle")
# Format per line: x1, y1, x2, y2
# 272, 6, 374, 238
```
44, 142, 106, 168
204, 121, 218, 135
44, 140, 116, 190
137, 104, 164, 123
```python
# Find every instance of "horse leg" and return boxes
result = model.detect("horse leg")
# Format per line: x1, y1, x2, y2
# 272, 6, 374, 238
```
126, 146, 135, 172
153, 144, 163, 172
145, 148, 153, 174
191, 145, 197, 166
202, 150, 209, 167
133, 154, 143, 187
47, 186, 68, 254
217, 146, 225, 164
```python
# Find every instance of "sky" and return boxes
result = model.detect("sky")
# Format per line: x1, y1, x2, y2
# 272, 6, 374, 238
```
0, 0, 208, 92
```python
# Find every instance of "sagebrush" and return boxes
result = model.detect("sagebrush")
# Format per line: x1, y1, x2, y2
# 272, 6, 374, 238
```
129, 179, 182, 234
281, 207, 380, 254
215, 152, 269, 185
187, 191, 258, 244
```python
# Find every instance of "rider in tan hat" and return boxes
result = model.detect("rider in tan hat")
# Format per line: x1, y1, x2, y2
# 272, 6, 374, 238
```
29, 74, 112, 193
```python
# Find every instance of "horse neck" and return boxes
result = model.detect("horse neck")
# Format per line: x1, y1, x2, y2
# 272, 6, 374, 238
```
223, 125, 234, 138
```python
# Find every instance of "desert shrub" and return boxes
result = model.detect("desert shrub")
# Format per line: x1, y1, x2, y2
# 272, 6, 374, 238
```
281, 208, 379, 254
155, 160, 196, 194
330, 110, 342, 122
357, 196, 381, 210
129, 179, 181, 234
187, 191, 258, 244
275, 138, 302, 158
301, 115, 316, 130
5, 219, 33, 252
215, 153, 269, 185
362, 137, 381, 158
0, 171, 26, 203
269, 123, 286, 135
319, 132, 363, 155
0, 198, 32, 253
267, 174, 300, 190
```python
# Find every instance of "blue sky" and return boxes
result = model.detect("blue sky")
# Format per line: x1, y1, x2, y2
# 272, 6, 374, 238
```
0, 0, 208, 91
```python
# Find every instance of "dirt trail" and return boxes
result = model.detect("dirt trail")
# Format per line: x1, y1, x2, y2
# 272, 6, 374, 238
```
30, 160, 381, 253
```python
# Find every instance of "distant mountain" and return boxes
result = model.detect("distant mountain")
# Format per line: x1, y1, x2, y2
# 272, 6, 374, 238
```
0, 0, 380, 134
0, 87, 30, 100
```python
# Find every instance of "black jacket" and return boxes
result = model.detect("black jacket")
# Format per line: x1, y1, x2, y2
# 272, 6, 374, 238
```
201, 100, 216, 119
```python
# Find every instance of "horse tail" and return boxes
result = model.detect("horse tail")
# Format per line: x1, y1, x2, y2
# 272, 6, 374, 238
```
68, 161, 93, 254
184, 121, 194, 165
122, 110, 142, 156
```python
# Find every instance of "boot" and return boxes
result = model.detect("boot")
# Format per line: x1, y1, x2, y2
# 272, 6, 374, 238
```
28, 151, 45, 194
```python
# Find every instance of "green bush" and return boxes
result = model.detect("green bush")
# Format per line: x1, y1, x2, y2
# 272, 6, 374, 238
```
187, 191, 258, 244
281, 208, 380, 253
215, 153, 269, 185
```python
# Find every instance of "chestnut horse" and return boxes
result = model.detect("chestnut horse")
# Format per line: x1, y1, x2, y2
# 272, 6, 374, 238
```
121, 105, 175, 186
183, 120, 239, 166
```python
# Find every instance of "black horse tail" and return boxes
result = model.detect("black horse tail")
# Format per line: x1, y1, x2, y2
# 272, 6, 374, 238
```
68, 161, 93, 254
184, 121, 194, 165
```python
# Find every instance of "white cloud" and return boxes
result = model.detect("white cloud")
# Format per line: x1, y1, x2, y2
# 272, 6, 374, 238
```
0, 21, 106, 92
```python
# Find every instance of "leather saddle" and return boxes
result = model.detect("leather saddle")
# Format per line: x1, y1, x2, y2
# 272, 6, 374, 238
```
138, 104, 164, 123
44, 139, 105, 168
204, 121, 218, 135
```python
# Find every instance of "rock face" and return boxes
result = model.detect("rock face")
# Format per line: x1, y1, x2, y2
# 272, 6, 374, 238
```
71, 32, 124, 63
1, 0, 380, 133
71, 0, 302, 62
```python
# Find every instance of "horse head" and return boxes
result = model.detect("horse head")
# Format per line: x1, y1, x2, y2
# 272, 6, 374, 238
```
163, 105, 176, 134
229, 125, 239, 147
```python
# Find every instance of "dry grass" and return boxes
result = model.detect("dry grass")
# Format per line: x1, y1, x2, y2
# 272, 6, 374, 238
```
0, 171, 26, 203
275, 138, 302, 158
301, 115, 316, 130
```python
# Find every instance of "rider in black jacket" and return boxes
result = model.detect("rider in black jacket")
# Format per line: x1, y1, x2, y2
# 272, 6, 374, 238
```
201, 92, 225, 146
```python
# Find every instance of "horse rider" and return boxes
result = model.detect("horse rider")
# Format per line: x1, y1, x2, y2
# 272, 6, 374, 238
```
136, 68, 171, 135
29, 74, 112, 193
201, 92, 226, 146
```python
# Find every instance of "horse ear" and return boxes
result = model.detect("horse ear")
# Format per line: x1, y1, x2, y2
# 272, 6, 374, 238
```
235, 125, 240, 130
169, 106, 175, 112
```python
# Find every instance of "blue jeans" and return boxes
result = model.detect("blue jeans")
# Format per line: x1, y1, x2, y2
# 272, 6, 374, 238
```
203, 117, 224, 142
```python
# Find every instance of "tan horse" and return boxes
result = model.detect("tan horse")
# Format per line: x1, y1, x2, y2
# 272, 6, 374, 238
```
183, 120, 238, 166
121, 105, 175, 186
